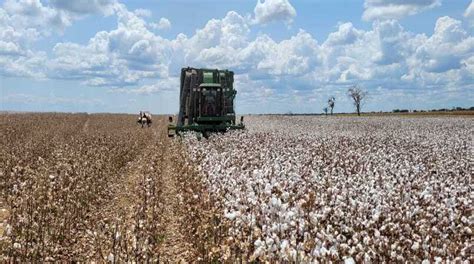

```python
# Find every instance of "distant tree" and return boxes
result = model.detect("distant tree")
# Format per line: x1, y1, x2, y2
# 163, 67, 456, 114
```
328, 96, 335, 115
347, 85, 368, 116
323, 107, 328, 116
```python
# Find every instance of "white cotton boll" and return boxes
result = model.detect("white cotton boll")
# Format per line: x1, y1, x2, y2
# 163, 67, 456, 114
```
364, 253, 371, 262
363, 235, 370, 245
421, 259, 430, 264
281, 239, 289, 251
461, 225, 471, 234
344, 257, 355, 264
254, 239, 263, 248
270, 243, 278, 253
270, 223, 279, 233
286, 211, 295, 220
420, 187, 432, 200
271, 197, 282, 208
264, 183, 272, 195
372, 210, 380, 221
266, 237, 274, 246
253, 245, 264, 259
411, 241, 420, 251
329, 246, 338, 257
225, 211, 240, 220
309, 212, 318, 225
13, 242, 21, 249
340, 243, 350, 251
374, 229, 380, 238
132, 236, 137, 248
107, 253, 114, 262
320, 246, 329, 256
349, 246, 356, 255
312, 246, 321, 257
6, 224, 11, 236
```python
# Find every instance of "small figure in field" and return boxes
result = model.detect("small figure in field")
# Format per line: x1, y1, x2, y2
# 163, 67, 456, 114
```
137, 111, 152, 128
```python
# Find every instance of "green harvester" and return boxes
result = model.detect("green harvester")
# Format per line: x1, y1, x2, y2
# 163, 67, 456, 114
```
168, 67, 245, 137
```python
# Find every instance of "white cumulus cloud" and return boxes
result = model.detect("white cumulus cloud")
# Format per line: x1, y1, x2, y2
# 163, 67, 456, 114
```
253, 0, 296, 24
3, 0, 73, 31
363, 0, 441, 21
0, 1, 472, 111
464, 0, 474, 26
150, 17, 171, 30
407, 16, 474, 76
134, 8, 152, 18
49, 0, 118, 16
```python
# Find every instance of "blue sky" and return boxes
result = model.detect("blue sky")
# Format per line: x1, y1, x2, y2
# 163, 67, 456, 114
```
0, 0, 473, 114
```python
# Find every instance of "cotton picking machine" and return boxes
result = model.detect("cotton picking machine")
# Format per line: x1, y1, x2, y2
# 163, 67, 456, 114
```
167, 67, 245, 137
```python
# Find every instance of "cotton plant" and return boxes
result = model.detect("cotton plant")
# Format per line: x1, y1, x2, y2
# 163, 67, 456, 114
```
184, 116, 473, 262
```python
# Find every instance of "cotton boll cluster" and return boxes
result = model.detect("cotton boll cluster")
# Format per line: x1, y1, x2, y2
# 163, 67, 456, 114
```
184, 116, 473, 262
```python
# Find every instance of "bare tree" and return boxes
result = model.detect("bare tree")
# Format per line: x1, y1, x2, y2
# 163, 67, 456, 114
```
347, 85, 368, 116
328, 96, 335, 115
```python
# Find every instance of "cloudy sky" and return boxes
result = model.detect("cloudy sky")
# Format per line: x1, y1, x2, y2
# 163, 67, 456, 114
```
0, 0, 473, 114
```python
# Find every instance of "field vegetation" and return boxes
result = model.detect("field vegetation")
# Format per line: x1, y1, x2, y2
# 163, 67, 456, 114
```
184, 115, 473, 262
0, 113, 472, 262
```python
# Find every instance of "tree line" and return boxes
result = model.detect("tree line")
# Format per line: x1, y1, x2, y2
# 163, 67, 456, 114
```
323, 85, 472, 116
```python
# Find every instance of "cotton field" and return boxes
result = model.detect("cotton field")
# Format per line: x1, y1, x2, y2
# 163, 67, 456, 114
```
1, 114, 472, 262
0, 114, 202, 262
184, 116, 473, 263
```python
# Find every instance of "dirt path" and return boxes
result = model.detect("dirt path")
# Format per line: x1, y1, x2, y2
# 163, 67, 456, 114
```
151, 122, 197, 261
158, 131, 194, 261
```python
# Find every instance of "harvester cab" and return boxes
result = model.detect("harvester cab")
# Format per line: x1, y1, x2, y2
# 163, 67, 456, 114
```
168, 67, 245, 137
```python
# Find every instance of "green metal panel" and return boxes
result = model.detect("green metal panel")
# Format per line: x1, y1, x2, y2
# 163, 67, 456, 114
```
203, 71, 214, 83
197, 116, 234, 122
